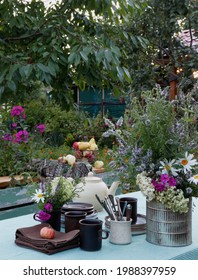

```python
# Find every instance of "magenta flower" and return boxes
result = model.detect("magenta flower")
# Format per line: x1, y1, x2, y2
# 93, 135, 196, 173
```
12, 123, 17, 128
168, 177, 176, 186
3, 134, 13, 141
152, 173, 176, 192
44, 202, 53, 212
160, 174, 169, 183
37, 210, 51, 221
13, 130, 28, 143
152, 178, 167, 192
36, 124, 45, 133
151, 178, 157, 186
154, 182, 167, 192
10, 106, 24, 117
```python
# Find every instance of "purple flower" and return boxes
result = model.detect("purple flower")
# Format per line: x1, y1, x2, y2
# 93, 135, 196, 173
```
10, 106, 24, 117
3, 134, 13, 141
186, 187, 192, 194
37, 210, 51, 221
152, 178, 167, 192
44, 202, 53, 212
160, 174, 169, 183
168, 177, 176, 186
155, 182, 167, 192
12, 123, 17, 128
13, 130, 28, 143
36, 124, 45, 133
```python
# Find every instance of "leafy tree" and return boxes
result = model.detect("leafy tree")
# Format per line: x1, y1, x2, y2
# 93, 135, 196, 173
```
116, 0, 198, 97
0, 0, 147, 105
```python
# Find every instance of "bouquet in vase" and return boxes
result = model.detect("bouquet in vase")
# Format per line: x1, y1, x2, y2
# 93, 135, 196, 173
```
103, 85, 198, 213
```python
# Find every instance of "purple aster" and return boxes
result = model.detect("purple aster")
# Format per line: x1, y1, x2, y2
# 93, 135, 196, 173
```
186, 187, 192, 194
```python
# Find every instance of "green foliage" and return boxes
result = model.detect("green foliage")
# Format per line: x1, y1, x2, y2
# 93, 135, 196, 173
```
0, 0, 147, 104
125, 84, 198, 163
43, 104, 88, 145
127, 90, 177, 161
32, 144, 72, 161
117, 0, 198, 96
103, 84, 198, 191
22, 99, 89, 146
0, 105, 46, 176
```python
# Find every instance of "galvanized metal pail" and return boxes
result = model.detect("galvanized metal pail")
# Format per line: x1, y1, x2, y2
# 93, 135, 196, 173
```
146, 198, 192, 247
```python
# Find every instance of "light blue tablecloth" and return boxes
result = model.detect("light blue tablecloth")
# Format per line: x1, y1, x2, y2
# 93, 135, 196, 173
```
0, 192, 198, 260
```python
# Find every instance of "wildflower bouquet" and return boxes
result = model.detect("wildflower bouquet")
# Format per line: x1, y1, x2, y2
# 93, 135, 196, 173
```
31, 176, 79, 221
136, 152, 198, 213
103, 86, 198, 213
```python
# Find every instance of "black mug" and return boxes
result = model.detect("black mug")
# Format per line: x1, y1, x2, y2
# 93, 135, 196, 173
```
79, 219, 109, 251
119, 197, 137, 224
33, 210, 61, 231
65, 211, 87, 233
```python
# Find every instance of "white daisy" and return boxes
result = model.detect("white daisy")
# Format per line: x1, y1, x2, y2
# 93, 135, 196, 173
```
188, 174, 198, 185
159, 159, 179, 176
32, 189, 45, 203
177, 152, 198, 174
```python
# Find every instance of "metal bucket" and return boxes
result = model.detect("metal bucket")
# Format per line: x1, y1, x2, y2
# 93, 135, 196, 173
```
146, 198, 192, 247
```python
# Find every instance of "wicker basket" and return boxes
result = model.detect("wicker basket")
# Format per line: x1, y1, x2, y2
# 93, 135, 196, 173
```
146, 198, 192, 247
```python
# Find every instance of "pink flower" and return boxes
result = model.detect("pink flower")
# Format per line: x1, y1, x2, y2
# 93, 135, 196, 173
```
44, 202, 53, 212
160, 174, 169, 183
168, 177, 176, 186
12, 123, 17, 128
152, 178, 167, 192
10, 106, 24, 117
37, 210, 51, 221
36, 124, 45, 133
154, 182, 167, 192
2, 134, 13, 141
152, 173, 176, 192
13, 130, 28, 143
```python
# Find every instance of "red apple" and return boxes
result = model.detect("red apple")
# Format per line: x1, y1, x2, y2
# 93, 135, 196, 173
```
72, 142, 79, 150
40, 226, 55, 239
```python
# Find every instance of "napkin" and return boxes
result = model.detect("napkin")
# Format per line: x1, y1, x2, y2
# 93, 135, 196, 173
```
15, 223, 80, 255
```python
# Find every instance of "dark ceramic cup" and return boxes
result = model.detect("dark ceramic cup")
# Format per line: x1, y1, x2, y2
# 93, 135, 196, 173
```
64, 211, 87, 233
119, 197, 137, 224
79, 219, 109, 251
33, 210, 61, 231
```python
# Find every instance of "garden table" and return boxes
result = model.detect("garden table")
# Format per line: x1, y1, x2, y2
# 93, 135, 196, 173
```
0, 191, 198, 260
